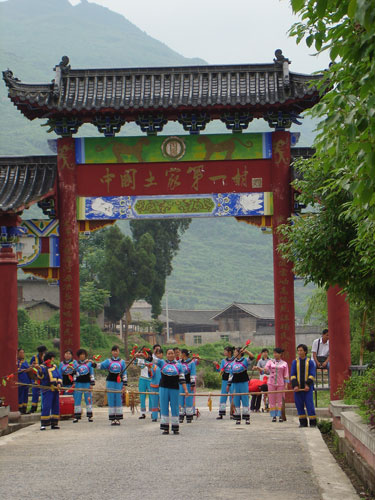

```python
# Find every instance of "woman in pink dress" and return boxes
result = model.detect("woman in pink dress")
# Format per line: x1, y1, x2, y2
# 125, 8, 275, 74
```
264, 348, 289, 422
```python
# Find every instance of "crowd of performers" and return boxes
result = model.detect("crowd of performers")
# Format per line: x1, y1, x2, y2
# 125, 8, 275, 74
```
16, 342, 317, 433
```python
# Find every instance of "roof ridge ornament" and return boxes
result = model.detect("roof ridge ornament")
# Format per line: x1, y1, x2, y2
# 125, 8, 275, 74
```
53, 56, 70, 96
274, 49, 291, 89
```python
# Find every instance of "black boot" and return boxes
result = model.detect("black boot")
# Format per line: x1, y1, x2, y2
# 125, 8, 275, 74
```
216, 415, 223, 420
299, 417, 308, 428
309, 418, 317, 427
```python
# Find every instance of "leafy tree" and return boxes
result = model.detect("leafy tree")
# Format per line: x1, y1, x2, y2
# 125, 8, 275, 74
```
281, 0, 375, 362
80, 281, 110, 323
79, 228, 108, 286
98, 225, 156, 354
130, 219, 191, 317
289, 0, 375, 217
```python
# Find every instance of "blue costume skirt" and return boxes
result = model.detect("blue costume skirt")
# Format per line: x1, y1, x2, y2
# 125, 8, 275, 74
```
219, 379, 233, 416
73, 382, 93, 418
232, 381, 250, 421
159, 387, 179, 432
106, 380, 123, 420
138, 377, 151, 413
149, 384, 160, 420
179, 383, 195, 421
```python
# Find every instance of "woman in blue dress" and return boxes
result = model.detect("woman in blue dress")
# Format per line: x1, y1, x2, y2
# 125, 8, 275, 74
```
138, 348, 188, 434
214, 345, 234, 420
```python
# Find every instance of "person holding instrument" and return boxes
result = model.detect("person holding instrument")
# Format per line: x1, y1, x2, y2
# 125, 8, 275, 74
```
226, 346, 254, 425
139, 348, 188, 435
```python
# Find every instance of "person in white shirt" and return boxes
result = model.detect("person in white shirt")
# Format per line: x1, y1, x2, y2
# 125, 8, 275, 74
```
311, 329, 329, 377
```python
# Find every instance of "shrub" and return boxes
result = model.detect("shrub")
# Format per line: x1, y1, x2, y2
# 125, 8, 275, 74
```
202, 370, 221, 389
80, 316, 110, 350
343, 368, 375, 428
317, 419, 332, 434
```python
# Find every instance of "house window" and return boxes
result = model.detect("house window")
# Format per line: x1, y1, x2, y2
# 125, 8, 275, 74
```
193, 335, 202, 345
220, 335, 229, 342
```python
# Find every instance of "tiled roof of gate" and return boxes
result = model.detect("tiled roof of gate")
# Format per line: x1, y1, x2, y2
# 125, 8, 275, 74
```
0, 156, 56, 213
2, 53, 322, 121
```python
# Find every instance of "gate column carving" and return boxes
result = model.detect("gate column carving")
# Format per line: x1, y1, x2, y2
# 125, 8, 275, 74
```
0, 220, 20, 411
57, 138, 80, 359
271, 131, 296, 400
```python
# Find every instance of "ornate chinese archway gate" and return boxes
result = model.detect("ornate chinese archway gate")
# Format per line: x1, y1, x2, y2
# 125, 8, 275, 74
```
1, 51, 350, 411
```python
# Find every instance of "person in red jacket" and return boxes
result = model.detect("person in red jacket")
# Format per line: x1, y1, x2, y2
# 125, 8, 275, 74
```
249, 377, 268, 412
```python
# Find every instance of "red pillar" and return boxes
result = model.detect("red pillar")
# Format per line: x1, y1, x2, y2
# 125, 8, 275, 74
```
57, 137, 80, 359
271, 131, 295, 400
0, 224, 19, 411
327, 285, 351, 400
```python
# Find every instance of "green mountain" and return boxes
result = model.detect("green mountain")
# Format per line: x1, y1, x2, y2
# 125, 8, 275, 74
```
0, 0, 206, 155
2, 0, 315, 317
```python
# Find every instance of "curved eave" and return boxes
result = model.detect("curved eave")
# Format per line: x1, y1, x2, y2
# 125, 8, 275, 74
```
0, 156, 57, 214
3, 66, 322, 121
6, 92, 321, 122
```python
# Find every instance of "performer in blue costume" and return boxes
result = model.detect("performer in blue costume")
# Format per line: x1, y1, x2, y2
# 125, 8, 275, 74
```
96, 345, 127, 425
134, 350, 152, 419
17, 348, 31, 414
73, 349, 95, 423
179, 349, 197, 423
149, 348, 163, 422
59, 349, 78, 393
291, 344, 317, 428
227, 347, 254, 425
37, 352, 62, 430
29, 345, 47, 413
140, 348, 188, 435
214, 346, 234, 420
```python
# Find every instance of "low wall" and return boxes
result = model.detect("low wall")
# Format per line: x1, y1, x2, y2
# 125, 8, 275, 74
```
0, 405, 9, 431
330, 400, 358, 430
331, 402, 375, 494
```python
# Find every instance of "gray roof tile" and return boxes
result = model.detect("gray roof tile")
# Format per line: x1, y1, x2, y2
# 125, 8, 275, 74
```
2, 54, 322, 124
0, 156, 56, 213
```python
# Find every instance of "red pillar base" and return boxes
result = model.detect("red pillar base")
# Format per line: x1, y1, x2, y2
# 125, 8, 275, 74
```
327, 285, 351, 400
0, 247, 19, 411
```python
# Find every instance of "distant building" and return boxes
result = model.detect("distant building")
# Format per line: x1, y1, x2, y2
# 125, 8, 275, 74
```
212, 302, 274, 333
18, 277, 104, 327
127, 300, 321, 348
18, 299, 59, 322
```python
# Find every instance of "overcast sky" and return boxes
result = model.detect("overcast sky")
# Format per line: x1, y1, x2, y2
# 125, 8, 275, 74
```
67, 0, 329, 73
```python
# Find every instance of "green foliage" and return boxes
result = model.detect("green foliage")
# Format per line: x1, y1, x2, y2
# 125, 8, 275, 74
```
98, 226, 143, 323
80, 316, 110, 350
80, 281, 110, 318
343, 369, 375, 427
17, 309, 59, 352
304, 288, 328, 326
130, 219, 191, 318
317, 419, 332, 434
202, 370, 222, 389
287, 0, 375, 309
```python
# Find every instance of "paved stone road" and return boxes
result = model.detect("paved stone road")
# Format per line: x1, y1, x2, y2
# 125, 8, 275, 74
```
0, 409, 358, 500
